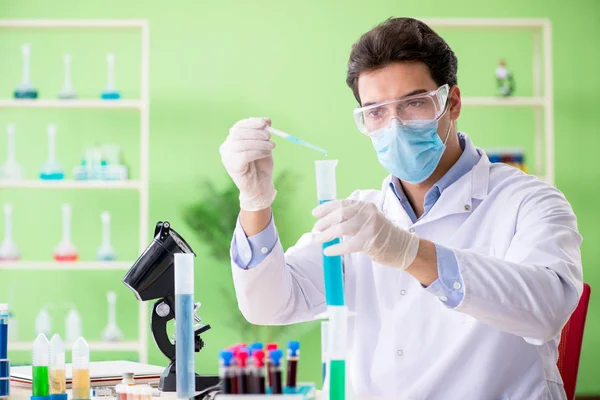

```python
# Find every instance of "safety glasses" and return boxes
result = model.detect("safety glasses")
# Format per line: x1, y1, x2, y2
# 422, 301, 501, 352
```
353, 84, 450, 135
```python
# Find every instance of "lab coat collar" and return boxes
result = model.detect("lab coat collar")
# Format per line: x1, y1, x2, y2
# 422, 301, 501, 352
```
380, 150, 491, 225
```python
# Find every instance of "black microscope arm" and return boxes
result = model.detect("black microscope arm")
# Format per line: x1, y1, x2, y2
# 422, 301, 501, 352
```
151, 295, 212, 362
152, 296, 177, 361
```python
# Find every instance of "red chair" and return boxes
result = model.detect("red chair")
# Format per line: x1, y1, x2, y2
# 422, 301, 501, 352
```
557, 283, 591, 400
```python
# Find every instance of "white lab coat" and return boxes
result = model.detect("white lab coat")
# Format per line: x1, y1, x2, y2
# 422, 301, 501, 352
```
231, 155, 583, 400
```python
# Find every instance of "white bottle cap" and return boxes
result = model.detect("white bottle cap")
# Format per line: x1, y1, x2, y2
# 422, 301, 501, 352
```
32, 333, 50, 366
50, 334, 66, 369
72, 337, 90, 368
0, 304, 8, 315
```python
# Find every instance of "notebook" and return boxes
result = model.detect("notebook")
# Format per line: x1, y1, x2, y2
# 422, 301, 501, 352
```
10, 360, 164, 388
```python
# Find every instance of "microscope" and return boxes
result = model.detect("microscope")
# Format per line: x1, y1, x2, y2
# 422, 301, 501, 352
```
123, 221, 220, 392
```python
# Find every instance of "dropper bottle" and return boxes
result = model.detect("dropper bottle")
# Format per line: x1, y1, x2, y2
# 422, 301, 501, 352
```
71, 337, 90, 400
31, 333, 50, 400
49, 334, 67, 400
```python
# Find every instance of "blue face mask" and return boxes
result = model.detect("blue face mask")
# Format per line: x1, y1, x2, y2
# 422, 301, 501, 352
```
371, 118, 451, 184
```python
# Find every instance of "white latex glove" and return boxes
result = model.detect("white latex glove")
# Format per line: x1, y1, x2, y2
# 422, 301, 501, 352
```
220, 118, 277, 212
312, 199, 420, 270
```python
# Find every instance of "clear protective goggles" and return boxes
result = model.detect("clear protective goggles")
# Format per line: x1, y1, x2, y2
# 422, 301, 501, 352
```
353, 84, 450, 135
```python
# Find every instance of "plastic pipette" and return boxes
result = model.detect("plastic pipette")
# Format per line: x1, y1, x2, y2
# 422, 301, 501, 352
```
14, 44, 38, 99
101, 53, 121, 100
32, 333, 50, 400
58, 54, 77, 100
0, 204, 20, 261
53, 204, 78, 262
266, 127, 328, 156
96, 212, 117, 261
101, 292, 123, 342
49, 335, 67, 400
39, 125, 65, 181
0, 124, 25, 181
71, 337, 90, 400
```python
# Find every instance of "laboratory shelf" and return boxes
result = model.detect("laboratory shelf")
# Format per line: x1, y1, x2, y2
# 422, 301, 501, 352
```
0, 180, 141, 190
0, 17, 151, 364
0, 99, 144, 110
0, 261, 133, 270
8, 341, 140, 352
461, 96, 545, 107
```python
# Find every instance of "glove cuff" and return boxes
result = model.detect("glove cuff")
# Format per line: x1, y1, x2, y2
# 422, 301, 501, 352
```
239, 186, 277, 212
398, 233, 420, 270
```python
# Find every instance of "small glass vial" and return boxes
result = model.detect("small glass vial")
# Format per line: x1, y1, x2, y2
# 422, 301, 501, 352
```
121, 373, 135, 386
115, 384, 128, 400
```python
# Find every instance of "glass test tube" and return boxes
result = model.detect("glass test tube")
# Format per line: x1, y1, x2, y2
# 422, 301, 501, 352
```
315, 160, 347, 400
265, 343, 277, 389
71, 337, 90, 400
114, 384, 128, 400
49, 334, 67, 400
0, 304, 9, 400
235, 349, 250, 394
286, 341, 300, 389
268, 350, 283, 395
32, 333, 50, 399
321, 321, 329, 384
251, 350, 266, 394
174, 253, 195, 400
315, 160, 345, 306
219, 350, 235, 394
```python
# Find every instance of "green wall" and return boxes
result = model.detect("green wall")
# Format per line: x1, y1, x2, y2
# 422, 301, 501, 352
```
1, 0, 599, 394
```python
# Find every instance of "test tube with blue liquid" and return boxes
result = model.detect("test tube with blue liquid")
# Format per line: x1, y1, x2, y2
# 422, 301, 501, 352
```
0, 304, 9, 399
315, 159, 346, 400
174, 253, 195, 400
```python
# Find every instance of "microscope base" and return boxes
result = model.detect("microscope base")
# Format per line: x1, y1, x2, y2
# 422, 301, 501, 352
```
159, 362, 220, 392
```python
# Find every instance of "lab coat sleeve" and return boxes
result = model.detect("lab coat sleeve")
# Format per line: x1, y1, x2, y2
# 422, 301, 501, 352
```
425, 244, 465, 308
453, 186, 583, 344
231, 216, 279, 269
230, 225, 329, 326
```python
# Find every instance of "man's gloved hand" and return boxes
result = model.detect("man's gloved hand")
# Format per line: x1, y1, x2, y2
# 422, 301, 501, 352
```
220, 118, 277, 212
313, 199, 421, 270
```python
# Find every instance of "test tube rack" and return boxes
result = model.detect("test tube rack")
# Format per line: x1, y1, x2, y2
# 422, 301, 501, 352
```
216, 383, 316, 399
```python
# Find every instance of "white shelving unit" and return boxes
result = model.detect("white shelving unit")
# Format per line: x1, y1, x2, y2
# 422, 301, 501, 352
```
0, 180, 142, 189
423, 18, 554, 185
9, 341, 140, 352
0, 261, 134, 270
0, 19, 150, 362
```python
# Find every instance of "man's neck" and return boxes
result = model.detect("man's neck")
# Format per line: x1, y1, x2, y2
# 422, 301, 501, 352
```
401, 136, 463, 219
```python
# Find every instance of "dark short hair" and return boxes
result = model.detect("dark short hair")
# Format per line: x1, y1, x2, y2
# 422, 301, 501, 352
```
346, 17, 458, 104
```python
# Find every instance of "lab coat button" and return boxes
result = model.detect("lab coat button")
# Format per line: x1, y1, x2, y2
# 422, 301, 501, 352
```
439, 296, 448, 302
409, 227, 416, 233
397, 350, 403, 357
400, 289, 407, 296
453, 282, 462, 290
464, 204, 471, 211
260, 247, 268, 254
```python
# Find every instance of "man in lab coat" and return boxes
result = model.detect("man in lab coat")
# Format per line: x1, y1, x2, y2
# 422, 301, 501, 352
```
219, 17, 582, 399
